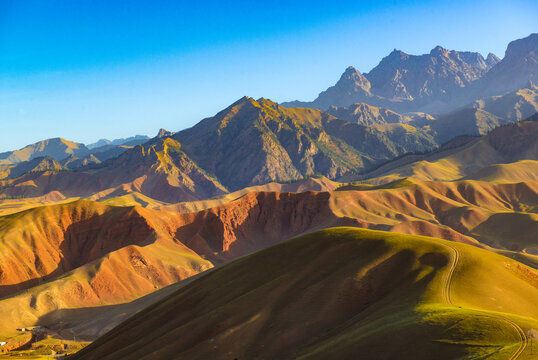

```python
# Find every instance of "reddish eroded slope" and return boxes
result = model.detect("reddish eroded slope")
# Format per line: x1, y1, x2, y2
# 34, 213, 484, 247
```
0, 179, 535, 339
3, 178, 536, 300
0, 200, 209, 300
172, 191, 345, 262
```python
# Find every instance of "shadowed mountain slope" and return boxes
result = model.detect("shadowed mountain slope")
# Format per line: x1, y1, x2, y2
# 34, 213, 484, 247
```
69, 228, 538, 360
430, 108, 506, 143
471, 82, 538, 122
172, 96, 436, 190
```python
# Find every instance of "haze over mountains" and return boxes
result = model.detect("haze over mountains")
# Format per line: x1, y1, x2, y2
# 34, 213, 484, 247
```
282, 33, 538, 115
0, 33, 537, 359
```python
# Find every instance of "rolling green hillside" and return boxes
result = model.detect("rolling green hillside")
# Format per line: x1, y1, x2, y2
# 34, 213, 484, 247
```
70, 228, 538, 360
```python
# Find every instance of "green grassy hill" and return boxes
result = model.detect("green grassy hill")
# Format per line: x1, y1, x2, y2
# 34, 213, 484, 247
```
69, 228, 538, 360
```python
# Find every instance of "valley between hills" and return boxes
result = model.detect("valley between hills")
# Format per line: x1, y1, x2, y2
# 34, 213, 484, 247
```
0, 33, 537, 359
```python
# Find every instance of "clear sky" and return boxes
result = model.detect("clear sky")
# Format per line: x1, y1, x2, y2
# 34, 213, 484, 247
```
0, 0, 536, 151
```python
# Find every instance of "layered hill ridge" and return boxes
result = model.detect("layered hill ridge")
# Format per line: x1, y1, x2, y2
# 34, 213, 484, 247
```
0, 137, 227, 203
326, 102, 412, 125
70, 228, 538, 360
1, 92, 535, 203
365, 119, 538, 183
0, 167, 536, 350
0, 97, 441, 202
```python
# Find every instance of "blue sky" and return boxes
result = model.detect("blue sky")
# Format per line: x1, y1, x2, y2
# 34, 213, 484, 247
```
0, 0, 537, 151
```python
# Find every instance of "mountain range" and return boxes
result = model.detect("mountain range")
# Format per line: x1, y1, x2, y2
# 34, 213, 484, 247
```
282, 33, 538, 115
0, 33, 537, 359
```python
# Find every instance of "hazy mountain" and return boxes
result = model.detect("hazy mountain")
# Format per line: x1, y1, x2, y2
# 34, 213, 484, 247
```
0, 138, 90, 165
282, 46, 499, 113
366, 46, 494, 101
87, 135, 149, 149
282, 66, 376, 110
470, 82, 538, 122
363, 116, 538, 182
430, 107, 506, 143
282, 34, 538, 116
326, 102, 413, 125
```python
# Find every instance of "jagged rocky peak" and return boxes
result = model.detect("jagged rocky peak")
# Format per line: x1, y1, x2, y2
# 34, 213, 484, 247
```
157, 128, 175, 138
387, 48, 409, 60
486, 53, 501, 68
338, 66, 371, 88
430, 45, 449, 56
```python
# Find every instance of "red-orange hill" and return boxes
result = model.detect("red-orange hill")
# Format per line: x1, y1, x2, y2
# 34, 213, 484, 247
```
1, 178, 536, 304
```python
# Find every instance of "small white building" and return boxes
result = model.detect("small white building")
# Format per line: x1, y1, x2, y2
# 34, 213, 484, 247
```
0, 342, 6, 346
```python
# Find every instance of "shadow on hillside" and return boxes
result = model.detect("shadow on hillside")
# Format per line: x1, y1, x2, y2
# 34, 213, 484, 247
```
0, 208, 158, 300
